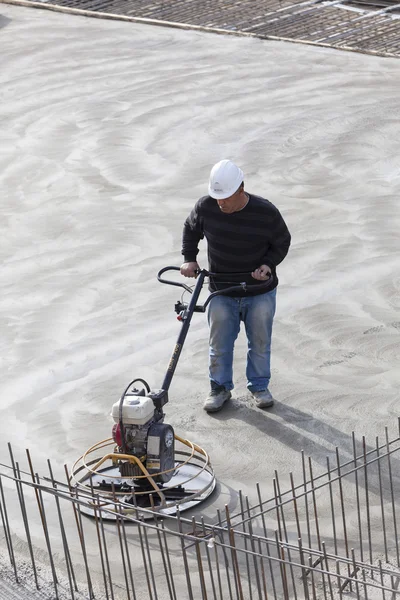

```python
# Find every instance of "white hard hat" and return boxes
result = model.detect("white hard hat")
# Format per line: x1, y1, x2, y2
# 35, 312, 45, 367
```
208, 159, 244, 200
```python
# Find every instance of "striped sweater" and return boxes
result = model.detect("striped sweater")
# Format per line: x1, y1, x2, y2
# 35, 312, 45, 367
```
182, 194, 291, 296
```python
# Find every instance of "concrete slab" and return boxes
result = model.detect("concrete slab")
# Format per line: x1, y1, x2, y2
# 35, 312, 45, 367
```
1, 2, 400, 596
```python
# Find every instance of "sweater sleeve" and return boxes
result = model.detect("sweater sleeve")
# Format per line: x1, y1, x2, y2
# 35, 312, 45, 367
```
262, 208, 291, 269
181, 200, 204, 262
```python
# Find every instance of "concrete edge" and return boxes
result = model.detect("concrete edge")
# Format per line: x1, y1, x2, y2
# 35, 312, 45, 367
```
0, 0, 399, 59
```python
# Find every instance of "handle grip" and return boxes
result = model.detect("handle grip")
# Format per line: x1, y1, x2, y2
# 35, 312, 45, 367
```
157, 266, 272, 298
157, 266, 196, 293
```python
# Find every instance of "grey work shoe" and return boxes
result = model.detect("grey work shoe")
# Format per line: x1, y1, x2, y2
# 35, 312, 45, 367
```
203, 388, 231, 413
250, 389, 274, 409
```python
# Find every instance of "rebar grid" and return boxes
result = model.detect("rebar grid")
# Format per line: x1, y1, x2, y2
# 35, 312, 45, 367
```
1, 423, 400, 598
2, 0, 400, 57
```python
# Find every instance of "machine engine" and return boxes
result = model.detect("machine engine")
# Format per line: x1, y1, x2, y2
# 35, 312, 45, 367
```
111, 391, 175, 484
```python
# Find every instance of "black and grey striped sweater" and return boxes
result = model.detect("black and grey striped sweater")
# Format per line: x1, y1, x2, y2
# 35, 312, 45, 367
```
182, 194, 291, 296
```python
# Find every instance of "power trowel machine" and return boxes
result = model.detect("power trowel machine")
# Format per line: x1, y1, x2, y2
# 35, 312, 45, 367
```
71, 267, 272, 517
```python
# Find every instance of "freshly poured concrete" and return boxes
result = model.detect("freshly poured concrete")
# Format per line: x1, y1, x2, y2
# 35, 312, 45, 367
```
1, 2, 400, 596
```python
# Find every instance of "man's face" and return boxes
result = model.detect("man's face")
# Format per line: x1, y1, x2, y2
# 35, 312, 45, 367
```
216, 188, 243, 214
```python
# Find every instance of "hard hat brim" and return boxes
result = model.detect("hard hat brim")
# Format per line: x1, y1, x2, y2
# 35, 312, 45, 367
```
208, 173, 244, 200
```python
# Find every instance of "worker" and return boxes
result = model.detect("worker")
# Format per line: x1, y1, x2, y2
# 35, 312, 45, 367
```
181, 159, 291, 412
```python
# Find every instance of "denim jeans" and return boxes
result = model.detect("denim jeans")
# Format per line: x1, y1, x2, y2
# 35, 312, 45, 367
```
207, 288, 277, 392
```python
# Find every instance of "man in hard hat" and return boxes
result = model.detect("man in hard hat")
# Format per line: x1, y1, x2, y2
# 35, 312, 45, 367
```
180, 159, 291, 413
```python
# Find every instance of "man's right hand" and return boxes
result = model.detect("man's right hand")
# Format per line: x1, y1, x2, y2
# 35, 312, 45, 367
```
180, 261, 199, 278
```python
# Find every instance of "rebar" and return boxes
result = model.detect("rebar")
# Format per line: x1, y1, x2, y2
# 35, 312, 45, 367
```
8, 444, 40, 590
2, 0, 400, 57
1, 425, 400, 599
0, 473, 18, 582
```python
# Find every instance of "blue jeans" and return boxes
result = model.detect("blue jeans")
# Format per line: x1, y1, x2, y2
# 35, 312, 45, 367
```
207, 288, 277, 392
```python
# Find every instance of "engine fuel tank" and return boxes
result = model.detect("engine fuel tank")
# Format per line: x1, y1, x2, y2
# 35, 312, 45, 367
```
146, 422, 175, 483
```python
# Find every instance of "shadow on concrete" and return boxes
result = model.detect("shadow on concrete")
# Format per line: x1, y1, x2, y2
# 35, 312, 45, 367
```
0, 14, 12, 29
208, 397, 400, 504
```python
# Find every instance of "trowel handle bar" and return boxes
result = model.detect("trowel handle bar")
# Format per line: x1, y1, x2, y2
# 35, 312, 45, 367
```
157, 266, 200, 293
157, 267, 270, 289
157, 266, 273, 308
160, 268, 208, 392
159, 266, 272, 391
201, 278, 273, 310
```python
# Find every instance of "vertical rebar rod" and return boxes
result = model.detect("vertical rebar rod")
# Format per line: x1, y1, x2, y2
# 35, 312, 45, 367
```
192, 516, 208, 600
298, 537, 309, 600
120, 506, 137, 600
225, 504, 244, 600
245, 496, 263, 600
217, 508, 234, 600
209, 525, 224, 600
302, 451, 312, 550
34, 473, 59, 600
290, 473, 301, 540
360, 559, 369, 600
256, 484, 277, 599
74, 488, 95, 600
291, 473, 310, 599
274, 472, 298, 600
26, 450, 59, 597
112, 493, 131, 600
326, 458, 338, 557
142, 515, 159, 600
92, 496, 110, 600
274, 529, 289, 600
257, 538, 269, 600
273, 481, 289, 600
131, 495, 154, 600
0, 473, 18, 582
308, 458, 327, 600
64, 465, 94, 597
201, 517, 217, 600
351, 548, 361, 599
322, 541, 334, 599
308, 554, 317, 600
48, 460, 78, 597
336, 447, 352, 591
335, 560, 343, 600
161, 520, 178, 600
16, 463, 40, 586
152, 508, 175, 600
177, 507, 194, 600
0, 491, 12, 565
239, 491, 253, 600
385, 427, 399, 567
376, 436, 388, 564
378, 559, 386, 600
261, 536, 279, 600
389, 572, 397, 597
352, 433, 364, 565
96, 496, 115, 600
8, 444, 39, 589
89, 478, 110, 600
362, 436, 373, 576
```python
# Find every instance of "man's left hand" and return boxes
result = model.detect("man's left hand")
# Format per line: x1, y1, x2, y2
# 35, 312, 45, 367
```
251, 264, 272, 281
